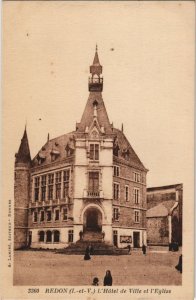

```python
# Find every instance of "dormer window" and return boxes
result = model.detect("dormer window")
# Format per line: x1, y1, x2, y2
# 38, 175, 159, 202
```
89, 143, 99, 161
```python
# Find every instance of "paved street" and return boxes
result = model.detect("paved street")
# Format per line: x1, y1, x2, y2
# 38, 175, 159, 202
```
13, 249, 182, 286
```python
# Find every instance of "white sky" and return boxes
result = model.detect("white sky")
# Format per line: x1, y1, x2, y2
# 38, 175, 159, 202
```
3, 1, 194, 188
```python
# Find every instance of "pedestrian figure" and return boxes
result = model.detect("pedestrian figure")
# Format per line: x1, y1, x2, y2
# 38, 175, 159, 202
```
175, 254, 182, 273
104, 270, 113, 286
84, 245, 91, 260
102, 231, 105, 242
142, 243, 147, 255
92, 277, 99, 286
127, 244, 131, 254
79, 230, 83, 241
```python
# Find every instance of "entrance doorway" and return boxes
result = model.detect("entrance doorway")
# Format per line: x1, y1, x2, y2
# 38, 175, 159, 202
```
133, 232, 140, 248
84, 208, 102, 232
113, 230, 118, 247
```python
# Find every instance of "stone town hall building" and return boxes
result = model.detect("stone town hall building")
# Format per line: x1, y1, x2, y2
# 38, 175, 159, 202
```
14, 48, 148, 250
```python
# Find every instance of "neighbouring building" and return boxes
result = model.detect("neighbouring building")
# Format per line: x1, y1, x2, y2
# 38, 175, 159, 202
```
146, 184, 183, 246
14, 48, 148, 250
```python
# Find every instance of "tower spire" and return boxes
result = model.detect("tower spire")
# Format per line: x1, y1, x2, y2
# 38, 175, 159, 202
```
15, 127, 31, 164
89, 46, 103, 92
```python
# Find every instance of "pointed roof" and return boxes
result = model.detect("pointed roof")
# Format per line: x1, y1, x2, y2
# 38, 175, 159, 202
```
15, 127, 31, 164
93, 46, 101, 65
90, 46, 102, 75
77, 92, 112, 134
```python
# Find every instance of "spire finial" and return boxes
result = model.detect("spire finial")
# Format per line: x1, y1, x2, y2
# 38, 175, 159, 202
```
96, 44, 98, 52
121, 123, 124, 132
47, 133, 50, 142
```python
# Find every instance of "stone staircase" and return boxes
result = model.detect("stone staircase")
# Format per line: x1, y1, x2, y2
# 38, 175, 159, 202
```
83, 231, 103, 242
57, 240, 129, 255
57, 230, 130, 255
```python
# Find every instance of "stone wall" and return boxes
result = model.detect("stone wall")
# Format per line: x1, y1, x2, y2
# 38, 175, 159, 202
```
14, 165, 30, 249
147, 217, 169, 245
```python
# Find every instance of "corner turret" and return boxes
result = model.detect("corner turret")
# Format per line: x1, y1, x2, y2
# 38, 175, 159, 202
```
14, 127, 31, 249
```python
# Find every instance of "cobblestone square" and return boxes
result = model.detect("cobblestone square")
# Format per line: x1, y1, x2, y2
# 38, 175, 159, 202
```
13, 249, 182, 286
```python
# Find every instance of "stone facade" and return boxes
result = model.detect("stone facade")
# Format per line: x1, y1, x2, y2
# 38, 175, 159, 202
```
14, 49, 148, 250
146, 184, 183, 246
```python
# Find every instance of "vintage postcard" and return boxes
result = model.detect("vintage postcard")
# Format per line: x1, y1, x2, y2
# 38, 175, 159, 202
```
1, 1, 195, 299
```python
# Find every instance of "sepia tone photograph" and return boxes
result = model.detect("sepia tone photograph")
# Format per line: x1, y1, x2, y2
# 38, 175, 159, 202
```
1, 1, 194, 299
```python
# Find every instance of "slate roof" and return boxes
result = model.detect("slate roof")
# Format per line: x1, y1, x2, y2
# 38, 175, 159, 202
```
15, 128, 31, 164
113, 128, 146, 170
32, 132, 76, 167
77, 92, 113, 134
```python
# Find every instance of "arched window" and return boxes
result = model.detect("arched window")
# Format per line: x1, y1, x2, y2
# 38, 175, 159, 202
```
46, 230, 52, 243
53, 230, 60, 243
93, 74, 99, 83
39, 231, 45, 242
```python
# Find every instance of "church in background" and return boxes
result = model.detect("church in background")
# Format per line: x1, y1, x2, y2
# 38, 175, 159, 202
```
14, 48, 148, 250
146, 184, 183, 246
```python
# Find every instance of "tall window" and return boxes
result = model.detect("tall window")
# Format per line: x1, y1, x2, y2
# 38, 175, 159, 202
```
68, 230, 74, 243
34, 177, 40, 201
89, 172, 99, 192
63, 169, 70, 198
54, 230, 60, 243
40, 211, 45, 222
90, 144, 99, 160
134, 210, 140, 223
55, 209, 60, 221
39, 231, 45, 242
33, 211, 38, 222
63, 208, 68, 221
125, 185, 129, 201
134, 188, 140, 204
41, 175, 46, 201
133, 172, 141, 183
55, 172, 62, 199
113, 208, 119, 221
114, 166, 120, 177
113, 183, 120, 200
46, 211, 52, 222
48, 174, 54, 200
46, 231, 52, 243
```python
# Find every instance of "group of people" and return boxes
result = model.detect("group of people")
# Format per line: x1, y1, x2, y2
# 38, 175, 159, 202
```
92, 270, 113, 286
126, 243, 147, 255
